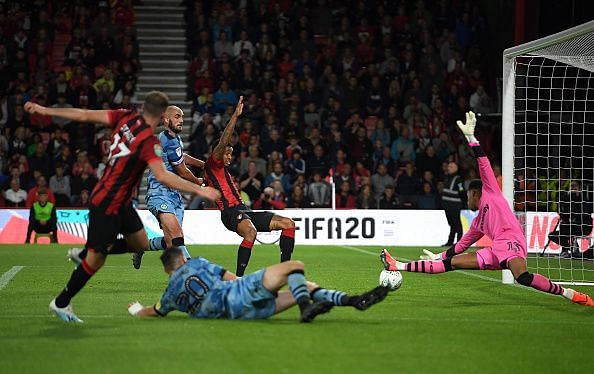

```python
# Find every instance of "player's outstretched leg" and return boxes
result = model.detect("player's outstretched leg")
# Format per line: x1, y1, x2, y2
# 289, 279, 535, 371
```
508, 258, 594, 307
381, 248, 453, 273
269, 215, 296, 262
52, 250, 106, 323
263, 261, 334, 322
311, 286, 389, 311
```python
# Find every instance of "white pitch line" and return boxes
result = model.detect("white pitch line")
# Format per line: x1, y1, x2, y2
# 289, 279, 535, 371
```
340, 246, 546, 295
0, 266, 24, 292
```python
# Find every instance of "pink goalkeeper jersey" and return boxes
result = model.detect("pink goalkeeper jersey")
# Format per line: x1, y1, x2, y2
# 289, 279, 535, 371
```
454, 144, 526, 252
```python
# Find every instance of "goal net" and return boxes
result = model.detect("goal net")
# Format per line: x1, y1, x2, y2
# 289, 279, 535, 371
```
503, 21, 594, 286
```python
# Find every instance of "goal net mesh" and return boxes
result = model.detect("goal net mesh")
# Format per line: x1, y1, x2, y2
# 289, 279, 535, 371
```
508, 24, 594, 285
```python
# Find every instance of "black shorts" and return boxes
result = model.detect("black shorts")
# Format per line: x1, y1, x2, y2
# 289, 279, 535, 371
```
221, 204, 274, 233
86, 204, 144, 254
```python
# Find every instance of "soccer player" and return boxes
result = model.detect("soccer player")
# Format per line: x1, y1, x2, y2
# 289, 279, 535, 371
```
133, 105, 205, 268
25, 91, 221, 323
127, 247, 389, 322
380, 111, 594, 307
204, 97, 297, 276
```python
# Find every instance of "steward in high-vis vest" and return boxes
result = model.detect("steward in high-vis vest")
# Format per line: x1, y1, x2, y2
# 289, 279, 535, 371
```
25, 188, 58, 243
440, 161, 465, 246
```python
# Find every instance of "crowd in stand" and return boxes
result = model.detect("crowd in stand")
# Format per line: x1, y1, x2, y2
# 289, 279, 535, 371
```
186, 0, 499, 210
0, 0, 503, 212
0, 0, 138, 208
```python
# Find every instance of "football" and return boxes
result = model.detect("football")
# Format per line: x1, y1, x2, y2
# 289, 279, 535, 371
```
379, 269, 403, 290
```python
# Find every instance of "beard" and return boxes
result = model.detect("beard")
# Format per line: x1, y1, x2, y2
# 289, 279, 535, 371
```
167, 122, 183, 134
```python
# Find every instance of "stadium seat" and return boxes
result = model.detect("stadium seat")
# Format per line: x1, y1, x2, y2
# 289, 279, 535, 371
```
34, 233, 53, 244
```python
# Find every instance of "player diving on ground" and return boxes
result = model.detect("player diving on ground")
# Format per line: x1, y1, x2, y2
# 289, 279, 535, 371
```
127, 247, 389, 322
380, 111, 594, 307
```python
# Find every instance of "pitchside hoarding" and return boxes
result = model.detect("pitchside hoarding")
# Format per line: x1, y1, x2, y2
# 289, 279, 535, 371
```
1, 208, 589, 252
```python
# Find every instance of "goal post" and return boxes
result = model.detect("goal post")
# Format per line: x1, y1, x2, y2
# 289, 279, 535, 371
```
502, 21, 594, 286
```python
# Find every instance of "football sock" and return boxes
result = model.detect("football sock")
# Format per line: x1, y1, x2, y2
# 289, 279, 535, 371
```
236, 239, 254, 277
171, 237, 191, 259
404, 258, 452, 273
311, 287, 348, 306
441, 245, 463, 259
287, 269, 310, 312
517, 272, 564, 296
149, 237, 166, 251
55, 260, 96, 308
279, 227, 295, 262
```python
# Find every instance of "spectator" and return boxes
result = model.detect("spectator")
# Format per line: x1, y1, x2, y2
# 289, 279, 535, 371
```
214, 31, 233, 59
26, 175, 56, 207
233, 30, 255, 59
286, 184, 312, 208
371, 163, 395, 201
239, 145, 267, 177
336, 180, 356, 209
286, 149, 306, 180
25, 188, 57, 243
307, 172, 331, 208
440, 161, 465, 246
306, 144, 329, 178
70, 163, 98, 202
253, 186, 286, 210
391, 127, 416, 166
49, 163, 70, 207
72, 189, 90, 208
378, 185, 399, 209
28, 143, 52, 177
415, 145, 441, 177
396, 161, 421, 207
264, 161, 292, 193
418, 182, 440, 210
4, 178, 27, 207
213, 80, 238, 113
356, 184, 374, 209
239, 161, 264, 202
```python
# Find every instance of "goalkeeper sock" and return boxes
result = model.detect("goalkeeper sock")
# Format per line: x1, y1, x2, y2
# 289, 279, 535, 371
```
287, 269, 310, 312
310, 287, 348, 306
55, 260, 96, 308
148, 237, 166, 251
404, 259, 452, 273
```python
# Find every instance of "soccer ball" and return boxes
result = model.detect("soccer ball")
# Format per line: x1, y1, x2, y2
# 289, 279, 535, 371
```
379, 269, 403, 290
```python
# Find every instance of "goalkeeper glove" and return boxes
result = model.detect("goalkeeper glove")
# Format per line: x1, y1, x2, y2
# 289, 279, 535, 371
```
419, 249, 442, 261
456, 111, 478, 143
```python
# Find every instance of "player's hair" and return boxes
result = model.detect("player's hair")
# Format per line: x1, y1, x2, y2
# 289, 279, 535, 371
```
468, 179, 483, 193
143, 91, 169, 118
160, 247, 184, 272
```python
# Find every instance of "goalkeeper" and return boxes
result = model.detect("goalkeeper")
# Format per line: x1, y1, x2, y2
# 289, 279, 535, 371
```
381, 111, 594, 307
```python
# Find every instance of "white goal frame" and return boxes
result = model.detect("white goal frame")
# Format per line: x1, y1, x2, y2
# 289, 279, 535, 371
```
502, 21, 594, 286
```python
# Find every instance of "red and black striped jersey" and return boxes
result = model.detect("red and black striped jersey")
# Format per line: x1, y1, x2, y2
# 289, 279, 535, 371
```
204, 154, 243, 211
90, 109, 161, 214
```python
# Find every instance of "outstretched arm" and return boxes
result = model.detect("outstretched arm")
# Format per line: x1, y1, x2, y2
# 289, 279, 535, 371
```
127, 302, 159, 317
212, 96, 243, 160
457, 111, 499, 193
24, 102, 111, 125
148, 160, 218, 201
183, 154, 205, 168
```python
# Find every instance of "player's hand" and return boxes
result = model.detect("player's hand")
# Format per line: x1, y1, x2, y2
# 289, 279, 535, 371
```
456, 111, 476, 137
419, 249, 441, 261
234, 96, 244, 117
197, 186, 221, 201
24, 102, 43, 115
127, 301, 143, 316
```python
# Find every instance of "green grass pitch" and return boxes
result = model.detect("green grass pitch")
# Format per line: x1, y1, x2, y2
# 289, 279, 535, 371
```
1, 244, 593, 373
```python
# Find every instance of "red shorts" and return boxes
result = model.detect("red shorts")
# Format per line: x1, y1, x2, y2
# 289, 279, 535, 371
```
476, 239, 527, 270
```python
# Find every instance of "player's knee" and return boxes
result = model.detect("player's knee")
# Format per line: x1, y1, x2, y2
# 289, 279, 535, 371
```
288, 260, 304, 271
171, 237, 184, 248
284, 218, 295, 229
516, 271, 534, 287
244, 227, 257, 241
